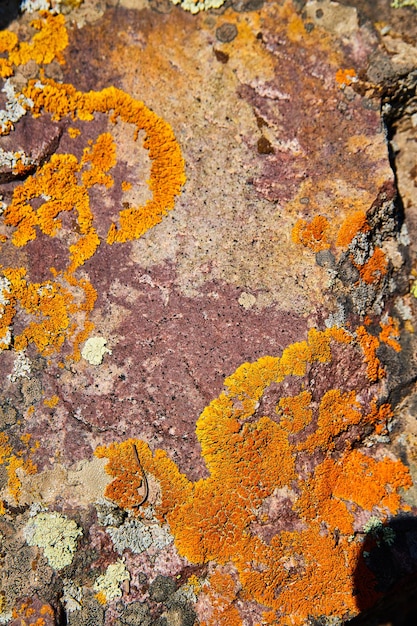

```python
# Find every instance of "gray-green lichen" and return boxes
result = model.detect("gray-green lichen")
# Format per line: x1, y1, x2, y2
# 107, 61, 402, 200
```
363, 516, 396, 546
24, 511, 82, 570
106, 517, 173, 554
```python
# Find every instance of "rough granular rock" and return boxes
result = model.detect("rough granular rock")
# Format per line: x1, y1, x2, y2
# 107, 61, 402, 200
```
0, 1, 417, 625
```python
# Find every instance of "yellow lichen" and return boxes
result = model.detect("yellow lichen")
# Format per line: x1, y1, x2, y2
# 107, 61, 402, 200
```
8, 12, 68, 68
0, 432, 38, 509
44, 395, 59, 408
0, 34, 184, 358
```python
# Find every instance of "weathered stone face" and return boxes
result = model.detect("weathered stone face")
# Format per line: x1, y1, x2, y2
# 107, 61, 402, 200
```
0, 1, 417, 625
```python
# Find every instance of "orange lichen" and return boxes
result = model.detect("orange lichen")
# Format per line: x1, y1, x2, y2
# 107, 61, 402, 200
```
22, 78, 186, 245
68, 127, 80, 138
1, 69, 185, 356
0, 58, 13, 78
95, 591, 107, 606
121, 181, 132, 191
97, 328, 411, 624
0, 432, 37, 509
292, 215, 330, 252
0, 266, 76, 354
277, 390, 312, 432
379, 316, 401, 352
3, 134, 110, 270
44, 395, 59, 408
298, 389, 362, 452
356, 247, 388, 284
200, 569, 242, 626
356, 325, 384, 382
336, 210, 369, 247
335, 68, 357, 87
7, 12, 68, 68
0, 12, 185, 358
11, 599, 54, 626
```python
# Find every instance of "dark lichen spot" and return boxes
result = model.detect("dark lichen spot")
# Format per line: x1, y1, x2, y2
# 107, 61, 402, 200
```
216, 23, 238, 43
149, 575, 177, 603
257, 136, 274, 155
213, 48, 229, 64
0, 402, 18, 428
164, 603, 196, 626
66, 593, 105, 626
315, 249, 336, 269
232, 0, 264, 11
117, 601, 152, 626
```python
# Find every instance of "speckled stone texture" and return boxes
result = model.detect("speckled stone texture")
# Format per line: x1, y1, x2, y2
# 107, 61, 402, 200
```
1, 0, 417, 625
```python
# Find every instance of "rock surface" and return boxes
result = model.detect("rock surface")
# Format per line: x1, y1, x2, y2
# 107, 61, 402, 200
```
0, 0, 417, 625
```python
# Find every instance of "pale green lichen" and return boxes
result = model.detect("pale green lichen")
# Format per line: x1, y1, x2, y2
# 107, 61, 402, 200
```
391, 0, 417, 8
24, 511, 82, 570
93, 560, 130, 603
170, 0, 226, 14
81, 337, 112, 365
363, 516, 396, 546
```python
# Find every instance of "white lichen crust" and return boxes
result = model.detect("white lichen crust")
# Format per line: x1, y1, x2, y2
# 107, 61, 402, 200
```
0, 80, 33, 135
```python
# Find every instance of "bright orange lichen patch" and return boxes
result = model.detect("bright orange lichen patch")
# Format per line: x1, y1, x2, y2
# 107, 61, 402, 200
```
291, 215, 330, 252
356, 325, 385, 382
0, 266, 77, 355
0, 25, 185, 357
22, 78, 186, 244
199, 569, 242, 626
355, 248, 388, 284
44, 395, 59, 408
356, 317, 402, 382
336, 210, 369, 247
95, 591, 107, 606
0, 432, 38, 511
379, 316, 401, 352
277, 390, 312, 432
335, 68, 357, 87
3, 132, 114, 272
68, 126, 81, 138
97, 328, 411, 624
2, 12, 67, 72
